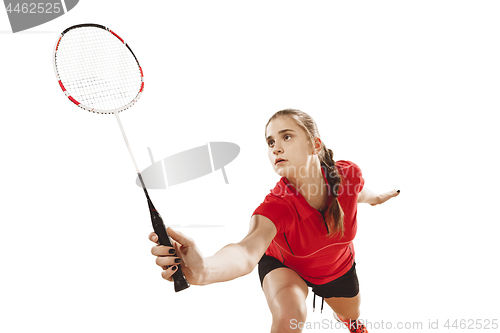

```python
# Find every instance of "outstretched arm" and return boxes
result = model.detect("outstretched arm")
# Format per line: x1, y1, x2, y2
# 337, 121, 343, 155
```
203, 215, 277, 284
150, 215, 277, 285
358, 187, 400, 206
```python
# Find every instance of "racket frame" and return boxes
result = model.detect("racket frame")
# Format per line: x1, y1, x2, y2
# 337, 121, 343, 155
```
53, 23, 145, 115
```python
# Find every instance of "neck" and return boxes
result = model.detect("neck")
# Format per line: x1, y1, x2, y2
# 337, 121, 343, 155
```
286, 162, 327, 207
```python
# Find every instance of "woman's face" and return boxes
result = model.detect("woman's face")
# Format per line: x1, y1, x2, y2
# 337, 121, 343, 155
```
265, 116, 317, 178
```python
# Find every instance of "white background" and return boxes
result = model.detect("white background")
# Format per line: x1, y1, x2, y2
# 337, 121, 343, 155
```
1, 1, 499, 332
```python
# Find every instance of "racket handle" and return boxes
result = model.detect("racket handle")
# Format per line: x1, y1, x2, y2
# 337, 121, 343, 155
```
149, 206, 190, 292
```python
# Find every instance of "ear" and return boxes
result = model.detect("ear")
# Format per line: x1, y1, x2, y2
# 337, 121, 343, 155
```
311, 137, 322, 155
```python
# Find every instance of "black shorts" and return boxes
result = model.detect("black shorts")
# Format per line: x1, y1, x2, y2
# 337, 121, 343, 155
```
258, 254, 359, 298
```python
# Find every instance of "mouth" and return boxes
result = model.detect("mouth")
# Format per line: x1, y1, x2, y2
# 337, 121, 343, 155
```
275, 158, 287, 165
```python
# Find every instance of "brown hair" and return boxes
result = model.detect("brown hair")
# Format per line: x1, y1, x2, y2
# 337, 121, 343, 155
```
265, 109, 344, 238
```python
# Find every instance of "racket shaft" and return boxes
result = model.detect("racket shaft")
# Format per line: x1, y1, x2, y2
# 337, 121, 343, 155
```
149, 203, 190, 292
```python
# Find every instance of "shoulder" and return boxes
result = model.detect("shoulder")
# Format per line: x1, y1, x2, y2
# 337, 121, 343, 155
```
336, 160, 364, 194
335, 160, 362, 178
254, 193, 296, 218
252, 183, 297, 233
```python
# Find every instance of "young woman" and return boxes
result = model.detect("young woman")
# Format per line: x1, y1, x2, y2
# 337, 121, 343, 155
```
150, 109, 399, 333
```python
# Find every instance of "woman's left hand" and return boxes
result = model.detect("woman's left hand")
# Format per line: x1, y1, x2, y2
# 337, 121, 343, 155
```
370, 189, 400, 206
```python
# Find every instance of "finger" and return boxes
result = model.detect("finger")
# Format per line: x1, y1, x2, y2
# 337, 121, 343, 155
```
161, 264, 179, 280
149, 232, 159, 244
151, 245, 176, 256
156, 256, 181, 267
376, 190, 400, 205
170, 238, 182, 253
166, 227, 194, 247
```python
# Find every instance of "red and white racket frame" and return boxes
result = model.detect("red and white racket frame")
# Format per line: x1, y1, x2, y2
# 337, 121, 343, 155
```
53, 23, 144, 114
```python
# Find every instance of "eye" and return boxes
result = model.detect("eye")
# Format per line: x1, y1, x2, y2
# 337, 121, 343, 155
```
267, 140, 275, 147
284, 134, 292, 141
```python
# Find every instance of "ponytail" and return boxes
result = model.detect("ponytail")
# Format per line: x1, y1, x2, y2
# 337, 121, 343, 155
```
320, 145, 344, 238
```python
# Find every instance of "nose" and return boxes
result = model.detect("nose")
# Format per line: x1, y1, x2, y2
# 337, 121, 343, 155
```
272, 144, 283, 155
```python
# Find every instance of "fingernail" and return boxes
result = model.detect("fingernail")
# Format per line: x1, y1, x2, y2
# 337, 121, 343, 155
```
172, 265, 177, 271
175, 258, 181, 263
169, 249, 176, 255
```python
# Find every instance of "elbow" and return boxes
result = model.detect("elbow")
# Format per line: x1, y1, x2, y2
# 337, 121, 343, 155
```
240, 247, 260, 276
244, 255, 259, 276
242, 263, 254, 277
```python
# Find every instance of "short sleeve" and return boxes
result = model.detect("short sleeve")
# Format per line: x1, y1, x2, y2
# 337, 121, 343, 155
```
336, 160, 365, 196
252, 195, 295, 234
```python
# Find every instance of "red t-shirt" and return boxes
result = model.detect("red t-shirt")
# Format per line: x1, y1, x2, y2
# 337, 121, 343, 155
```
252, 160, 364, 285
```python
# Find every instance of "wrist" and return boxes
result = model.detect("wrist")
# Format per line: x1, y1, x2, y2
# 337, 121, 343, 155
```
199, 257, 212, 285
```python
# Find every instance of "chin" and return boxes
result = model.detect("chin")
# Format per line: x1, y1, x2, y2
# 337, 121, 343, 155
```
273, 165, 284, 176
274, 166, 290, 178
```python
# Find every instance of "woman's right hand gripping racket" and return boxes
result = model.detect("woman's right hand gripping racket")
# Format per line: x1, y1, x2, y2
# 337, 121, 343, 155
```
150, 225, 207, 286
146, 192, 190, 292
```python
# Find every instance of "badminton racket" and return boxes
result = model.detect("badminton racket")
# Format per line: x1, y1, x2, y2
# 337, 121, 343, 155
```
53, 23, 190, 292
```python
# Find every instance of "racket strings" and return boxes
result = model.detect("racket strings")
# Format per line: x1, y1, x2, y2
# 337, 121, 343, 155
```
59, 28, 139, 104
55, 26, 142, 113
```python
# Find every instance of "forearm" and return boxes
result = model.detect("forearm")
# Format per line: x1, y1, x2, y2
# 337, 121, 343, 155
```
202, 243, 254, 285
357, 187, 380, 205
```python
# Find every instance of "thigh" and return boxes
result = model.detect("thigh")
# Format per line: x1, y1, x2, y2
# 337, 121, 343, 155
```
262, 267, 309, 313
324, 292, 361, 320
